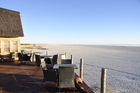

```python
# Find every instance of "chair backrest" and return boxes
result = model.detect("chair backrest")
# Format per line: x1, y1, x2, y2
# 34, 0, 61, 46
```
42, 69, 57, 82
44, 58, 52, 64
57, 54, 66, 64
17, 53, 23, 61
23, 54, 28, 61
59, 66, 75, 88
52, 55, 58, 65
61, 59, 72, 64
35, 55, 41, 66
10, 52, 14, 59
27, 54, 31, 61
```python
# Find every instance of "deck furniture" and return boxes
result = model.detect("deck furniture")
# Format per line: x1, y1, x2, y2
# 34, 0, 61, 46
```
57, 54, 66, 64
18, 52, 32, 62
42, 68, 58, 82
39, 55, 53, 64
44, 57, 52, 64
40, 55, 53, 58
23, 54, 31, 61
52, 55, 58, 65
61, 59, 72, 64
58, 66, 75, 88
10, 52, 17, 61
17, 53, 24, 61
0, 54, 12, 62
35, 55, 41, 66
53, 64, 77, 89
53, 64, 78, 69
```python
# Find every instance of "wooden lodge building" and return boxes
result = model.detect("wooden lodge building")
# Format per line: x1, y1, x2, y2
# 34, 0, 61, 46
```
0, 8, 24, 56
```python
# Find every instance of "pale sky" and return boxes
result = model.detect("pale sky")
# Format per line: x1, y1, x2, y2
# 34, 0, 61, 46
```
1, 0, 140, 45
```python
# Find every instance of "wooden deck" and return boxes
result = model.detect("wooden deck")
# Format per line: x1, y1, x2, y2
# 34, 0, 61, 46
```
0, 62, 94, 93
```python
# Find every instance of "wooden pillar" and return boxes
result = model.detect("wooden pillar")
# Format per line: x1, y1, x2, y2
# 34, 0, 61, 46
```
18, 38, 21, 52
101, 68, 107, 93
80, 58, 83, 80
71, 55, 73, 64
71, 55, 72, 59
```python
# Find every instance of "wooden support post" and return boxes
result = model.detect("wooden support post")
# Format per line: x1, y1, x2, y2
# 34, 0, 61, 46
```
80, 58, 83, 80
71, 55, 72, 59
71, 55, 73, 64
101, 68, 107, 93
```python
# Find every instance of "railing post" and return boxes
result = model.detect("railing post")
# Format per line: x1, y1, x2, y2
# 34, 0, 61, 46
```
80, 58, 83, 80
101, 68, 107, 93
71, 55, 72, 59
71, 55, 73, 64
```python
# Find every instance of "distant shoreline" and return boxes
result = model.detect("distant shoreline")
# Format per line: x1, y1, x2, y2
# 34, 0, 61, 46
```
21, 43, 140, 48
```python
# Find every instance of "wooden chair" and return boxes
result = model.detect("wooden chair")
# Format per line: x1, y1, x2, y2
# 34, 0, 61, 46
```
42, 68, 57, 82
52, 55, 58, 65
58, 66, 75, 88
61, 59, 72, 64
9, 52, 15, 62
35, 55, 41, 66
0, 54, 11, 62
57, 54, 66, 64
44, 58, 52, 64
17, 53, 24, 61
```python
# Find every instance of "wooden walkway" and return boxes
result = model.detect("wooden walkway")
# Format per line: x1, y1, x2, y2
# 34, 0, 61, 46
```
0, 62, 82, 93
0, 62, 94, 93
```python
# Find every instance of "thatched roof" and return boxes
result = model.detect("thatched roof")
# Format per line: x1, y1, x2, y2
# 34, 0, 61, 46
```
0, 8, 24, 37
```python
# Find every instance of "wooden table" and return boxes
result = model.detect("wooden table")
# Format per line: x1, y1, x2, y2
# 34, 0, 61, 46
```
0, 55, 11, 62
40, 55, 53, 59
53, 64, 78, 69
